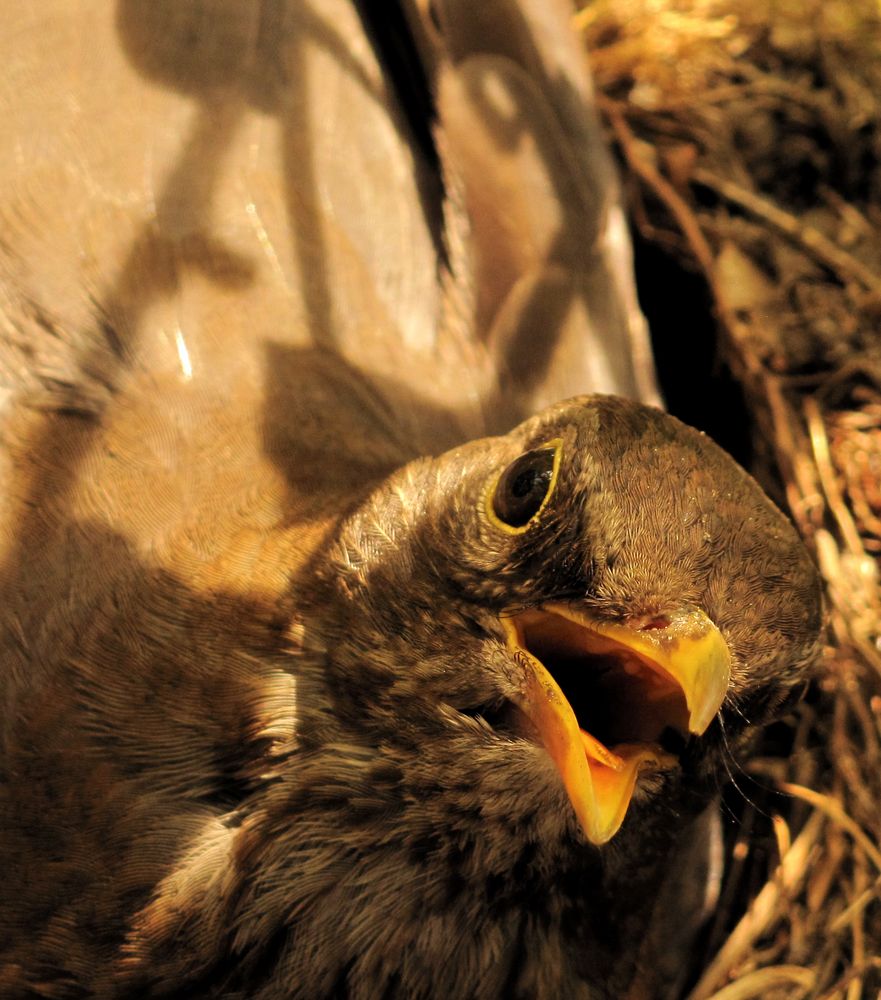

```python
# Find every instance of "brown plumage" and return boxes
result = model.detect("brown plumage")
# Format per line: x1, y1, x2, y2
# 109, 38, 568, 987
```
0, 1, 821, 998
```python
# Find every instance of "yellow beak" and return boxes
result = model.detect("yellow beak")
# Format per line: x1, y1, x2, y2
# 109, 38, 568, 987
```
501, 606, 731, 845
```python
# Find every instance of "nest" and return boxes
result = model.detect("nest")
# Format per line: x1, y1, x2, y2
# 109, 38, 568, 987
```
577, 1, 881, 996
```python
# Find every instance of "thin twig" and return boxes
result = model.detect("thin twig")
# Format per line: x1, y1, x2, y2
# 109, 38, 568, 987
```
830, 877, 880, 938
778, 782, 881, 872
804, 396, 867, 558
685, 813, 824, 1000
692, 168, 881, 298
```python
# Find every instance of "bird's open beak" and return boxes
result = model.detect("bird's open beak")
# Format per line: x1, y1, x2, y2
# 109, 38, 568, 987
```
500, 605, 731, 845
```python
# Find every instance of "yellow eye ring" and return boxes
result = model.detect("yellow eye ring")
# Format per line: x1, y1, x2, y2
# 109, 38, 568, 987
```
484, 439, 563, 535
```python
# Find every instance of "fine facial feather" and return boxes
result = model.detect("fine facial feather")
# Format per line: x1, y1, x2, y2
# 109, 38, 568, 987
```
0, 2, 820, 999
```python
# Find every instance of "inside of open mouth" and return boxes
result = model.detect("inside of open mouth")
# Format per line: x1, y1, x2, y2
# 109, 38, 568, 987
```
516, 609, 691, 754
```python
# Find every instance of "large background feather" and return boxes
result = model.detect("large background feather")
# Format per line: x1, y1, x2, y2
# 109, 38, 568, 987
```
0, 0, 674, 990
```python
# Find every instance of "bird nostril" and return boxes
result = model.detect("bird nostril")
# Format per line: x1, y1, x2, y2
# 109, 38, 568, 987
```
639, 616, 671, 631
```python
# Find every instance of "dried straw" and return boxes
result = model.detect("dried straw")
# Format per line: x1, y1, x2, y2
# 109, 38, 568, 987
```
578, 0, 881, 995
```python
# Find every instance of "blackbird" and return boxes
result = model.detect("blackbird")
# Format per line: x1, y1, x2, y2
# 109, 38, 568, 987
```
0, 0, 822, 998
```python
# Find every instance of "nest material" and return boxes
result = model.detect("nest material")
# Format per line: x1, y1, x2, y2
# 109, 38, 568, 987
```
577, 1, 881, 997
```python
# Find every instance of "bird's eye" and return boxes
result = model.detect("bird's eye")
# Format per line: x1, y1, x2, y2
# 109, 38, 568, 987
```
487, 440, 562, 532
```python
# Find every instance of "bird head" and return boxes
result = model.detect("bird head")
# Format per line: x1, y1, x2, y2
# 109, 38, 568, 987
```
309, 395, 822, 850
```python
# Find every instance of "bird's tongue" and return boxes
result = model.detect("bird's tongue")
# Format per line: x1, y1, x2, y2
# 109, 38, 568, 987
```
503, 606, 731, 845
513, 654, 671, 844
579, 731, 676, 843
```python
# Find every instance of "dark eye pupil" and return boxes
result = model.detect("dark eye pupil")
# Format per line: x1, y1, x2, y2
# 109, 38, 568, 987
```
492, 447, 557, 528
511, 469, 537, 498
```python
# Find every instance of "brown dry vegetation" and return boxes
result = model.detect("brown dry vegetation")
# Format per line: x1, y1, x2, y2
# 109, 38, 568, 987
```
578, 1, 881, 996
